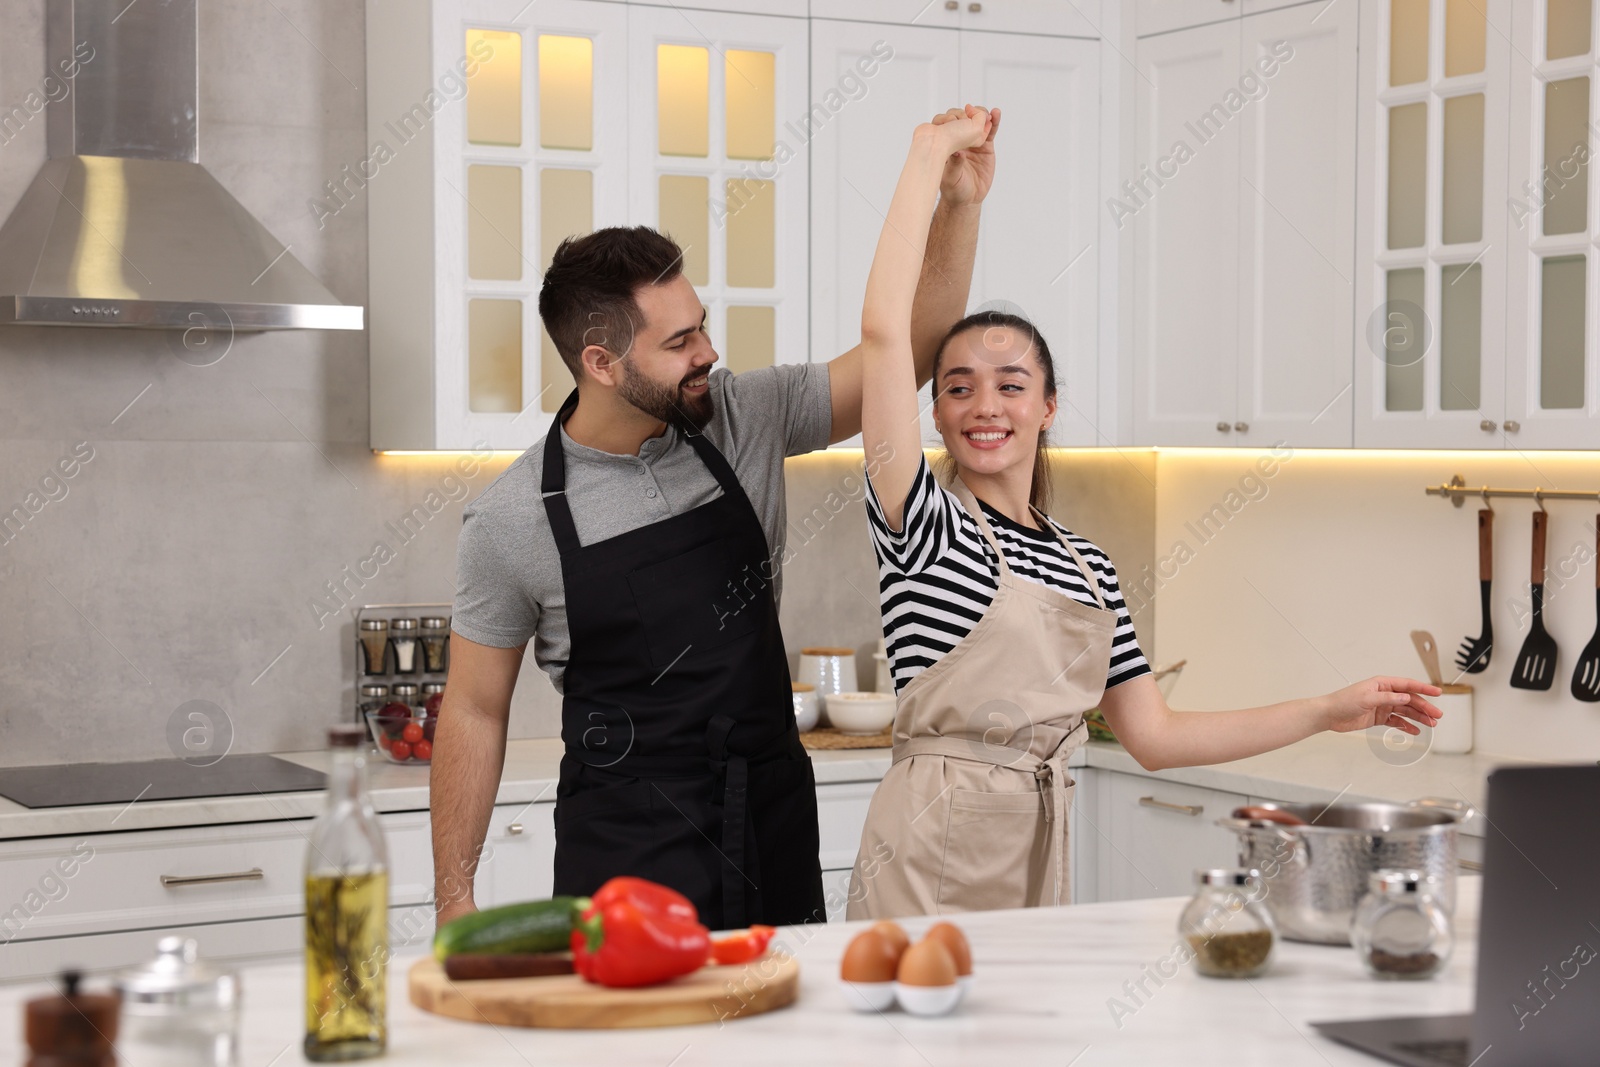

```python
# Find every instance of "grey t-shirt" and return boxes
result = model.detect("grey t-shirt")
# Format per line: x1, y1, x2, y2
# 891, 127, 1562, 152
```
452, 363, 834, 689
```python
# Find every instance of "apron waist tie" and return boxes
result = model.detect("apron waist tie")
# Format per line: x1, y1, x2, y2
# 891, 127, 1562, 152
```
891, 721, 1088, 907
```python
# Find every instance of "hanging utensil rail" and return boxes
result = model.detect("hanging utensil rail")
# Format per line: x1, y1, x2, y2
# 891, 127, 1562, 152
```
1425, 474, 1600, 508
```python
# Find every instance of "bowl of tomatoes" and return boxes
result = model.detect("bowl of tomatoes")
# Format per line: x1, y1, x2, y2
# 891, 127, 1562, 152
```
365, 703, 437, 764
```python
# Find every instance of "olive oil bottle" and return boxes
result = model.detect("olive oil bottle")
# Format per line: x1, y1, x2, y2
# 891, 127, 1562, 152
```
305, 725, 388, 1060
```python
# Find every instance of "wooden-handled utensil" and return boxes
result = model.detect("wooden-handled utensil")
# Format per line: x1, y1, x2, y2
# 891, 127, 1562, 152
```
1511, 509, 1558, 690
1454, 509, 1494, 674
1410, 630, 1444, 686
1571, 516, 1600, 702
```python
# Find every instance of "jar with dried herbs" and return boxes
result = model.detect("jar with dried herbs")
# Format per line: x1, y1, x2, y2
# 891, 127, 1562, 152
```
1350, 869, 1452, 980
1178, 868, 1276, 978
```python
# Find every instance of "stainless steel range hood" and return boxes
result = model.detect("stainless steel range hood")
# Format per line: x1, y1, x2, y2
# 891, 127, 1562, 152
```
0, 0, 363, 331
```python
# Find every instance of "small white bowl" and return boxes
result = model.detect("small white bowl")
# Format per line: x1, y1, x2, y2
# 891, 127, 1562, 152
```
839, 980, 896, 1012
825, 691, 896, 735
895, 981, 962, 1016
956, 974, 973, 1004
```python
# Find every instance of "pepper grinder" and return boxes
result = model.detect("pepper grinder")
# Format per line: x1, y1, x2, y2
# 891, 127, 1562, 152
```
24, 969, 119, 1067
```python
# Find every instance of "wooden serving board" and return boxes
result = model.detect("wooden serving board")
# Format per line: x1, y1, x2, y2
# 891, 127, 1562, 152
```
408, 952, 799, 1029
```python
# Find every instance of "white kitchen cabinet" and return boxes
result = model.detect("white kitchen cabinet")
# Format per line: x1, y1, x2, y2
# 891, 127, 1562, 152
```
1132, 0, 1357, 447
1353, 0, 1513, 448
821, 868, 854, 922
1500, 0, 1600, 448
1234, 1, 1357, 446
809, 0, 1096, 36
1132, 19, 1243, 445
1136, 0, 1239, 39
1100, 771, 1249, 901
627, 5, 811, 376
0, 811, 433, 982
368, 0, 632, 450
810, 17, 1102, 446
809, 17, 960, 384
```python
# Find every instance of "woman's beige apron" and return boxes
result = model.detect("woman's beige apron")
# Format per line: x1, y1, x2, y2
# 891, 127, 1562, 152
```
846, 479, 1117, 919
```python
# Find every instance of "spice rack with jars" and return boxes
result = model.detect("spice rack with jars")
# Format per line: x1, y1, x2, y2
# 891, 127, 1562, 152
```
353, 603, 452, 723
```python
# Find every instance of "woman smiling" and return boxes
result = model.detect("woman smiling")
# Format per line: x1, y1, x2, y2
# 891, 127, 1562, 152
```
846, 106, 1444, 920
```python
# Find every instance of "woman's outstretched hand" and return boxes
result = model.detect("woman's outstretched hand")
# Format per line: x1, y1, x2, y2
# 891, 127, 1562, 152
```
1320, 677, 1444, 736
924, 105, 996, 205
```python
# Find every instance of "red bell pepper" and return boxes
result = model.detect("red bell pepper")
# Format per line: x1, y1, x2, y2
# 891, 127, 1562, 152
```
710, 925, 777, 965
569, 877, 712, 988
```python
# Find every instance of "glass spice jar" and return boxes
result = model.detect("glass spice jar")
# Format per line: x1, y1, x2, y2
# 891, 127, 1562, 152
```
358, 620, 388, 675
1178, 868, 1276, 979
390, 684, 421, 718
388, 618, 419, 674
358, 685, 389, 718
1350, 869, 1453, 980
419, 617, 449, 674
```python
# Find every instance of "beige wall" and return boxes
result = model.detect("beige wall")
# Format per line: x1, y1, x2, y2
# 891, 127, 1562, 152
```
1152, 448, 1600, 763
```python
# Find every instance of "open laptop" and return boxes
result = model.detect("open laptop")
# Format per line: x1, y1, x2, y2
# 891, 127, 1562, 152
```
1312, 764, 1599, 1067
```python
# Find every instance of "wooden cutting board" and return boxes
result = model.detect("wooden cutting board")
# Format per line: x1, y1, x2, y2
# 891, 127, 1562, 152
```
408, 952, 800, 1029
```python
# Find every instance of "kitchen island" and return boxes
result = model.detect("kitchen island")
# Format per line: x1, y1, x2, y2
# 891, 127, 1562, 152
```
1, 880, 1482, 1066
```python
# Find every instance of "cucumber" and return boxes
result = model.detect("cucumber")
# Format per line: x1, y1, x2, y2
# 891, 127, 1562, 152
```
433, 897, 580, 960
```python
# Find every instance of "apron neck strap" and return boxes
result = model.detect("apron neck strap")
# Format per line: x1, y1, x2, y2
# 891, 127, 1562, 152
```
541, 389, 753, 558
947, 477, 1109, 611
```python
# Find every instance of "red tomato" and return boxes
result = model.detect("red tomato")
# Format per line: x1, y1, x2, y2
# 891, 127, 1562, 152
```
413, 739, 432, 761
402, 721, 424, 744
390, 740, 412, 761
377, 735, 391, 750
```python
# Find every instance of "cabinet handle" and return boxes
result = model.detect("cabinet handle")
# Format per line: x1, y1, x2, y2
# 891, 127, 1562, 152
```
968, 2, 982, 11
1480, 419, 1497, 432
1216, 421, 1232, 432
161, 867, 264, 888
1139, 796, 1203, 816
1234, 421, 1249, 433
944, 1, 958, 8
1458, 858, 1483, 872
506, 822, 524, 836
1502, 420, 1520, 433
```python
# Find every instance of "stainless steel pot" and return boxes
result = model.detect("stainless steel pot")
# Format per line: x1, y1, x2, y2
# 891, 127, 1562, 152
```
1216, 797, 1471, 945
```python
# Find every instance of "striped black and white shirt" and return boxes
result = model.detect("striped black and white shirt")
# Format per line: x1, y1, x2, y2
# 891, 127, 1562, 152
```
866, 457, 1150, 694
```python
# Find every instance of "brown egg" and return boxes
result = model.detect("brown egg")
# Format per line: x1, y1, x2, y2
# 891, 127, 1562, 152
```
896, 937, 958, 987
840, 928, 900, 983
871, 920, 910, 958
924, 922, 972, 976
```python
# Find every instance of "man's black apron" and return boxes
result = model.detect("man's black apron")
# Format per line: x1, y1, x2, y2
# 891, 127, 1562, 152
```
541, 391, 826, 929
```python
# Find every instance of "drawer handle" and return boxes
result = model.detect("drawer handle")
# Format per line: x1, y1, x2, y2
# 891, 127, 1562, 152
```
1139, 796, 1203, 816
506, 822, 524, 836
161, 867, 265, 888
1458, 858, 1483, 872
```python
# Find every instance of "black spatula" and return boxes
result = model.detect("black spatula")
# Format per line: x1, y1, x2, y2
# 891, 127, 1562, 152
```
1454, 508, 1494, 674
1571, 517, 1600, 702
1511, 509, 1557, 691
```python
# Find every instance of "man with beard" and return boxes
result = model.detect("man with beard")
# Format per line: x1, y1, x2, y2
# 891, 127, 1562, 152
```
432, 108, 1001, 929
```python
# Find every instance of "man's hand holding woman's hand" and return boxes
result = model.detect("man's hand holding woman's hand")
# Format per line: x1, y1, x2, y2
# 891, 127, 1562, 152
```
912, 105, 995, 201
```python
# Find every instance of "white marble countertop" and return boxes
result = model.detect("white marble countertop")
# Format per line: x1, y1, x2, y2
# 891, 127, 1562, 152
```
0, 878, 1484, 1065
0, 731, 1526, 841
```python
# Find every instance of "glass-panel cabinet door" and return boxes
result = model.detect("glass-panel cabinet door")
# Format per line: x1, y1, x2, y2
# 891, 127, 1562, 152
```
626, 6, 809, 376
443, 0, 629, 446
1355, 0, 1511, 448
1504, 0, 1600, 447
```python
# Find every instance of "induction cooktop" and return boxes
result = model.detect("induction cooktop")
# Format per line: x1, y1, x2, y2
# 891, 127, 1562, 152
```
0, 755, 328, 809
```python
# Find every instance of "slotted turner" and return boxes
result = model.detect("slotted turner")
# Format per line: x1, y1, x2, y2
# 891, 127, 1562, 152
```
1571, 516, 1600, 702
1511, 509, 1557, 691
1455, 508, 1494, 674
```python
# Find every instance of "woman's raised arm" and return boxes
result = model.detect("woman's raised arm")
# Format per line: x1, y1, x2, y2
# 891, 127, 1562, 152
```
859, 107, 992, 531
